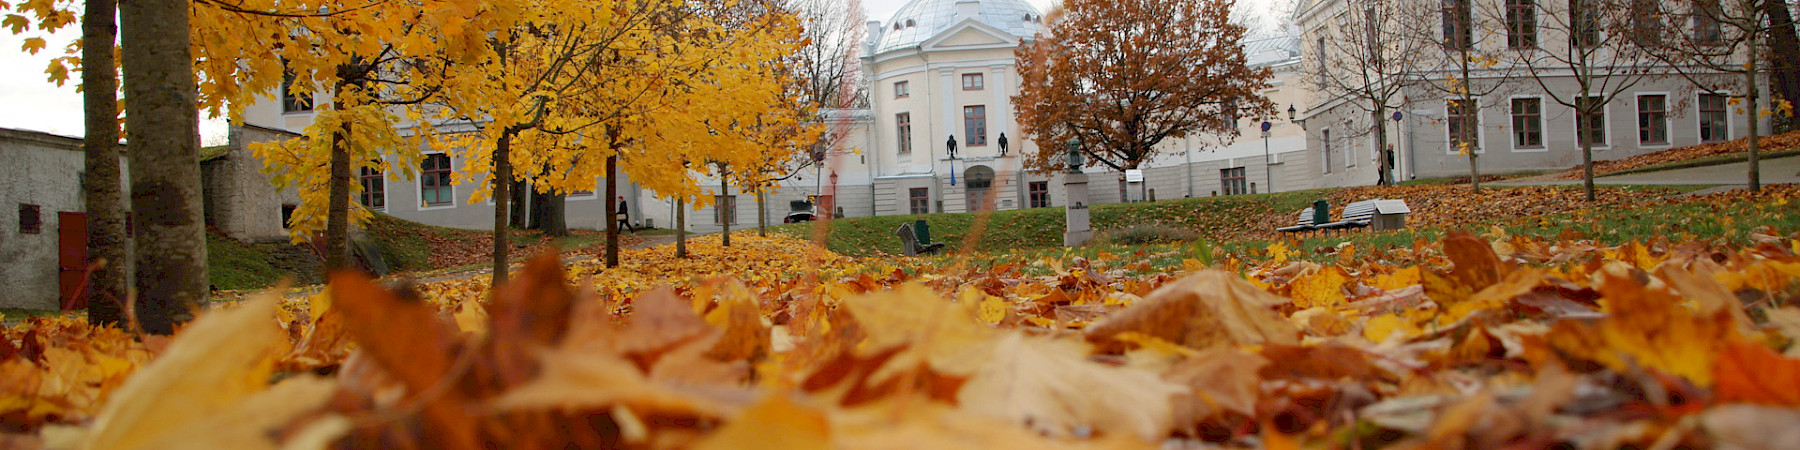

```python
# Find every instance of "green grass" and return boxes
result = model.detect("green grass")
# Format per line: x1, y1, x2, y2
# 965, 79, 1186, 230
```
769, 190, 1328, 257
206, 231, 321, 291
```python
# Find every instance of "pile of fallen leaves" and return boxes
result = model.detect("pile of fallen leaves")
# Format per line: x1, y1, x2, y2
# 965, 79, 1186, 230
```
1553, 130, 1800, 180
6, 225, 1800, 447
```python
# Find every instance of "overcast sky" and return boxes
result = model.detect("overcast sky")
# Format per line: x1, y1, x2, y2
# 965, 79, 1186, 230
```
0, 0, 1282, 142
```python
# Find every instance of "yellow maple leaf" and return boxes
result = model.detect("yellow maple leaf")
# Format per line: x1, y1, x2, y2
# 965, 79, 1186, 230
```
1289, 266, 1351, 309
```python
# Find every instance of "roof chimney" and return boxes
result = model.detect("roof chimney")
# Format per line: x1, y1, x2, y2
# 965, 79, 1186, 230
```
955, 0, 980, 22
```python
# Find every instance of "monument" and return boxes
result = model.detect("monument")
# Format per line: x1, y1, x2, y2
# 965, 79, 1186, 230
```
1063, 138, 1092, 247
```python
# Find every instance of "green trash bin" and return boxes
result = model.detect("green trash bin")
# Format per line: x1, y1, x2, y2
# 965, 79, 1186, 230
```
1312, 200, 1331, 225
914, 219, 932, 244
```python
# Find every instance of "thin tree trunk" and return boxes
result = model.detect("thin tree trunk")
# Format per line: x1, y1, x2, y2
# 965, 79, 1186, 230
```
325, 121, 352, 269
719, 175, 730, 247
510, 180, 529, 229
756, 187, 767, 238
603, 142, 620, 267
543, 194, 567, 237
83, 0, 127, 327
121, 0, 205, 334
1748, 42, 1764, 192
1767, 0, 1800, 132
676, 199, 687, 258
492, 131, 513, 285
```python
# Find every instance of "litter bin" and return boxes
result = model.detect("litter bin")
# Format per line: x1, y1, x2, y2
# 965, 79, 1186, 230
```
914, 219, 932, 244
1312, 200, 1331, 225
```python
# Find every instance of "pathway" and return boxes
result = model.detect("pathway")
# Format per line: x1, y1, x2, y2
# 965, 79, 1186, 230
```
1490, 155, 1800, 187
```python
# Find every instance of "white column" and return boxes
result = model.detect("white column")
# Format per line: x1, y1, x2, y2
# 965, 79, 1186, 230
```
932, 67, 957, 174
991, 64, 1010, 152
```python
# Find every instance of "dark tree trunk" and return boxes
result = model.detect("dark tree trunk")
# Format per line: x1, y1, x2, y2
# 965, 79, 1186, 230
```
492, 131, 514, 285
325, 121, 353, 269
542, 193, 567, 237
603, 130, 621, 268
527, 186, 548, 229
675, 199, 687, 258
83, 0, 127, 327
756, 187, 767, 237
719, 174, 730, 247
121, 0, 205, 334
1767, 0, 1800, 132
510, 180, 529, 229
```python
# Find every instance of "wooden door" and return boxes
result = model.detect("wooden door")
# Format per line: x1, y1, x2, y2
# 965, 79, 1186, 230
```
58, 212, 87, 310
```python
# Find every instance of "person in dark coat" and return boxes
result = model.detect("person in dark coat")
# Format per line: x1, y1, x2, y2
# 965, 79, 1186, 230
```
616, 196, 635, 232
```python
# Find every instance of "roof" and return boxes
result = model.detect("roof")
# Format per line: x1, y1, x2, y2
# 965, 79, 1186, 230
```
873, 0, 1046, 54
1243, 34, 1302, 68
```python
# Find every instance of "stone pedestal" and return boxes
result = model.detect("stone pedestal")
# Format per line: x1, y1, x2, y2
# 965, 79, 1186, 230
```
1064, 173, 1092, 247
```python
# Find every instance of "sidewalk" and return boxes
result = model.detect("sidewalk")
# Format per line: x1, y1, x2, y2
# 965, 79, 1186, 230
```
1491, 155, 1800, 187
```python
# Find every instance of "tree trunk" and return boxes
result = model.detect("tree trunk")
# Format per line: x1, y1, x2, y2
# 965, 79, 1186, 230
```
325, 121, 353, 269
675, 199, 688, 258
603, 141, 620, 268
527, 186, 548, 229
543, 194, 567, 237
83, 0, 127, 327
1766, 0, 1800, 132
120, 0, 205, 334
719, 175, 730, 247
756, 187, 767, 238
492, 131, 513, 285
1748, 41, 1764, 192
509, 180, 529, 229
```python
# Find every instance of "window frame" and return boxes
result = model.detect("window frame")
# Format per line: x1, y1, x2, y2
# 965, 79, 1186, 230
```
1571, 4, 1601, 49
895, 80, 910, 98
1505, 0, 1537, 49
18, 204, 41, 234
1573, 95, 1610, 149
1029, 181, 1049, 208
1636, 93, 1670, 147
896, 112, 913, 154
419, 153, 456, 210
1510, 96, 1546, 151
1445, 99, 1484, 155
961, 73, 984, 91
1321, 128, 1333, 173
909, 188, 930, 215
1693, 0, 1724, 46
714, 195, 737, 225
1698, 92, 1731, 143
1442, 0, 1473, 50
1220, 167, 1247, 196
963, 105, 988, 147
359, 166, 387, 211
281, 69, 314, 114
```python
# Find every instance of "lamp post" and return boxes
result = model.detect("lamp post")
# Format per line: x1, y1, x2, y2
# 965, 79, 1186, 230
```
1261, 120, 1272, 194
947, 135, 959, 186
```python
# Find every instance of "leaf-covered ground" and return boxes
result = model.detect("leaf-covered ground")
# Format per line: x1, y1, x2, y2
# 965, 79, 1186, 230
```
1552, 130, 1800, 180
4, 187, 1800, 449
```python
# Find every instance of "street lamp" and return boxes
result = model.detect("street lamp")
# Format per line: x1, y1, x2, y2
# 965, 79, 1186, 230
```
1261, 120, 1273, 194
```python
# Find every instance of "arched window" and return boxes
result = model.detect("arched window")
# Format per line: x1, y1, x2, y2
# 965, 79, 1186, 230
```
965, 165, 996, 211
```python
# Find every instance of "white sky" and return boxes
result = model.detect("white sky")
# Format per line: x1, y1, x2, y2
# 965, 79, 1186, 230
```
0, 0, 1280, 143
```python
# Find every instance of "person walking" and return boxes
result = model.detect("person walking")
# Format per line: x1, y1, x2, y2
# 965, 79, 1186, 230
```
616, 196, 636, 232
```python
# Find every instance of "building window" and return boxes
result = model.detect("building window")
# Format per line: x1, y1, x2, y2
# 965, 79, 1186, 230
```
1442, 0, 1472, 49
1220, 167, 1247, 196
1511, 98, 1544, 148
1029, 181, 1049, 208
18, 204, 40, 234
909, 188, 929, 215
962, 73, 984, 90
1576, 96, 1606, 147
963, 105, 988, 146
1694, 0, 1724, 46
1631, 0, 1663, 45
896, 113, 912, 154
1505, 0, 1536, 49
1447, 99, 1479, 153
359, 167, 386, 211
280, 204, 297, 228
1699, 93, 1728, 142
281, 69, 312, 113
895, 81, 910, 98
1572, 3, 1600, 48
1638, 94, 1668, 145
714, 195, 737, 225
1322, 129, 1332, 173
421, 153, 453, 206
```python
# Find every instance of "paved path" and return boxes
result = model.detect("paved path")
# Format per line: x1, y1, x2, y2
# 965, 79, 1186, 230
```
1491, 155, 1800, 187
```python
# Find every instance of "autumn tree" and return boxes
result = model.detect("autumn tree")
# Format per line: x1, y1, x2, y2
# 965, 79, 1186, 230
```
1640, 0, 1779, 192
1403, 0, 1523, 192
120, 0, 206, 333
1299, 0, 1434, 188
1015, 0, 1273, 191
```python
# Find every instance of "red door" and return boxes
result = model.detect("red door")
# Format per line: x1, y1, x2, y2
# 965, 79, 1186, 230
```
58, 212, 87, 310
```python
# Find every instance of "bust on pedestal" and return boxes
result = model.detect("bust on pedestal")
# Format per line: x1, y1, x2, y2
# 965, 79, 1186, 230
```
1063, 138, 1092, 247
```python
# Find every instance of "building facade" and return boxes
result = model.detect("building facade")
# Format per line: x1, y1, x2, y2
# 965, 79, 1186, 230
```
0, 128, 129, 309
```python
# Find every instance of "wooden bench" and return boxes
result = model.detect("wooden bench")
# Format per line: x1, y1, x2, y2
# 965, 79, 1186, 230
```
1316, 199, 1380, 232
896, 223, 945, 256
1276, 207, 1318, 233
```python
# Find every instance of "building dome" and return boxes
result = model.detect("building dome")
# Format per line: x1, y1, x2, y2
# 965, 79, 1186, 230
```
874, 0, 1045, 54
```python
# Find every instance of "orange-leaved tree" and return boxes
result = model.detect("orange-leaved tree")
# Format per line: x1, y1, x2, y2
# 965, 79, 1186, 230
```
1015, 0, 1272, 191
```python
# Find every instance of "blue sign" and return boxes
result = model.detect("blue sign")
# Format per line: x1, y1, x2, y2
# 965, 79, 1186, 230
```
1392, 111, 1404, 121
1260, 121, 1272, 132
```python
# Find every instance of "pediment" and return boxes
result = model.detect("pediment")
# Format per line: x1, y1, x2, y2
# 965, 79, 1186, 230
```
920, 19, 1019, 51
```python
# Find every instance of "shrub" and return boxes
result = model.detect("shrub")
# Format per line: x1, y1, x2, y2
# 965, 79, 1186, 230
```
1094, 224, 1199, 246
